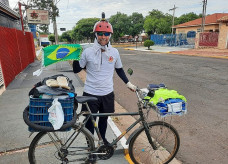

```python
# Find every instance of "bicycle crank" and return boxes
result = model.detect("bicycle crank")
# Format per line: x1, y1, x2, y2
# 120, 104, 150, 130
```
97, 145, 114, 160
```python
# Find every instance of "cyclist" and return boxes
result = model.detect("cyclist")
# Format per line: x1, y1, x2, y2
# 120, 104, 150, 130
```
73, 13, 136, 145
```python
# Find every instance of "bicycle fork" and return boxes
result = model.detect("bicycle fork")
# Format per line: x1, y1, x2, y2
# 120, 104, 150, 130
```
138, 103, 158, 150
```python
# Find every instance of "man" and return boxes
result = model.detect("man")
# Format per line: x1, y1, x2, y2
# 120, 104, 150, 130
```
73, 13, 136, 145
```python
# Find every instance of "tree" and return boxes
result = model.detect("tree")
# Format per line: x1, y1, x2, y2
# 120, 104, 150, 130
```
72, 18, 99, 43
144, 17, 158, 35
144, 9, 172, 35
156, 18, 171, 34
59, 30, 72, 43
48, 34, 55, 43
144, 40, 154, 50
109, 12, 131, 42
129, 12, 144, 37
176, 12, 200, 25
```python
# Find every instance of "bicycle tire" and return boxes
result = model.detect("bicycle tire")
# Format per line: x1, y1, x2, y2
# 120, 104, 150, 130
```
28, 125, 95, 164
129, 121, 180, 164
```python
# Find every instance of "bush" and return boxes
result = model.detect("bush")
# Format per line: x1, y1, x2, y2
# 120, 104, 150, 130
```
144, 40, 154, 50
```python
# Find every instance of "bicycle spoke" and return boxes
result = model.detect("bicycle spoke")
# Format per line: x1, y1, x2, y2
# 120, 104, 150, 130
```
28, 129, 95, 164
129, 122, 180, 164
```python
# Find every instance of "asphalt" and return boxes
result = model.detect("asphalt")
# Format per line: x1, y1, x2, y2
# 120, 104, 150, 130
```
0, 60, 128, 164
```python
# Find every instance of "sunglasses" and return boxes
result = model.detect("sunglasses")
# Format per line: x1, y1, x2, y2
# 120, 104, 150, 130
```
97, 32, 111, 36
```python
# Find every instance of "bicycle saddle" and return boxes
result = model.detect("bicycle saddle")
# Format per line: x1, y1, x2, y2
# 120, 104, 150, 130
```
75, 96, 98, 103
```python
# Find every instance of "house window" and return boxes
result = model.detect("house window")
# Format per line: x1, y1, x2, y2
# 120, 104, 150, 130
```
197, 28, 201, 32
187, 31, 196, 38
215, 29, 219, 32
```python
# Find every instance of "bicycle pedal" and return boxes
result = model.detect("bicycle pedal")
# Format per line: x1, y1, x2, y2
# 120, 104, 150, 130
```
113, 143, 117, 149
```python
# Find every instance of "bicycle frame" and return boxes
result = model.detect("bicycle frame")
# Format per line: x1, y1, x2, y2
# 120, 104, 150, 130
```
81, 88, 157, 150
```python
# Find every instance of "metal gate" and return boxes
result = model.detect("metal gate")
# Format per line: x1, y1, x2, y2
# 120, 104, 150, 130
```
150, 33, 195, 48
199, 32, 219, 47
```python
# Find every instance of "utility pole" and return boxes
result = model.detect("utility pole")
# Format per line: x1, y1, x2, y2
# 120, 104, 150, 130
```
201, 0, 207, 32
18, 2, 24, 32
52, 0, 59, 44
169, 5, 178, 35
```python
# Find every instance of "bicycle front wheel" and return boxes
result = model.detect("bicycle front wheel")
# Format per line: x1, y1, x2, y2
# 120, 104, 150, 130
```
129, 121, 180, 164
28, 125, 95, 164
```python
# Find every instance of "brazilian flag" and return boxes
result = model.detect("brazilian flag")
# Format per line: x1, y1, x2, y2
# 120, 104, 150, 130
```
42, 44, 82, 67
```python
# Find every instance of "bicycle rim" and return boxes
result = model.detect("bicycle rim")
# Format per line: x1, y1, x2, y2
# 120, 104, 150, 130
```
28, 127, 95, 164
129, 121, 180, 164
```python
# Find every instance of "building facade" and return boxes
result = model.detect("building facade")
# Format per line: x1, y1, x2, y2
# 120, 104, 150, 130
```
0, 0, 21, 29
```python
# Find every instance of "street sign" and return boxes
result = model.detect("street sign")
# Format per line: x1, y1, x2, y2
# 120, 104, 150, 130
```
60, 28, 66, 31
26, 9, 50, 25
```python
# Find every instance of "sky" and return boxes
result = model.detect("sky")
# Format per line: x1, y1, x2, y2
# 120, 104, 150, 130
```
8, 0, 228, 35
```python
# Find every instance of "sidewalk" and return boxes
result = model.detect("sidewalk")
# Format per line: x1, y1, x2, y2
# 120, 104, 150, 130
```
0, 60, 128, 164
124, 45, 228, 59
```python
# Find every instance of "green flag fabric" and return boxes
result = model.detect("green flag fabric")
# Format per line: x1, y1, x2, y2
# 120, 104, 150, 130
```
42, 44, 82, 67
144, 88, 187, 105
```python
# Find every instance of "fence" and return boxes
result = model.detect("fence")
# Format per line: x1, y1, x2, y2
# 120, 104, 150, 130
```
199, 32, 219, 47
0, 26, 35, 87
150, 33, 196, 48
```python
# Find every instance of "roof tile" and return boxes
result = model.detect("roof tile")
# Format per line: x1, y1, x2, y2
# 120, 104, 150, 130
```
174, 13, 228, 27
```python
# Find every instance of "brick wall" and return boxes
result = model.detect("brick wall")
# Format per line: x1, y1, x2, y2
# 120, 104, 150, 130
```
176, 24, 219, 34
218, 23, 228, 49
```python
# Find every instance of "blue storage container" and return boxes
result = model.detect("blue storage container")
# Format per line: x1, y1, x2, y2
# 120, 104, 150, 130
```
156, 99, 187, 117
29, 97, 74, 132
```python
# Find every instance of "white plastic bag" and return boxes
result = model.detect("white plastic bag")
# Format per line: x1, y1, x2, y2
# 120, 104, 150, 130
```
48, 98, 64, 130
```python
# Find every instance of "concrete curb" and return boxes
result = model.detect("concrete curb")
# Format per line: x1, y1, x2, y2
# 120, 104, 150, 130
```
169, 52, 228, 59
124, 47, 228, 59
124, 47, 170, 53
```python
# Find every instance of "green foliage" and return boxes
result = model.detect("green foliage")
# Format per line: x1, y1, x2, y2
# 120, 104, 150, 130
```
129, 12, 144, 37
109, 12, 131, 42
144, 9, 172, 35
38, 24, 49, 33
109, 12, 144, 42
71, 18, 99, 43
176, 12, 201, 25
48, 34, 55, 42
144, 40, 154, 50
60, 31, 72, 43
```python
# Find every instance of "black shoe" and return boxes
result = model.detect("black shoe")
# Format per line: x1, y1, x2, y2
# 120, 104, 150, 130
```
103, 138, 110, 146
85, 154, 97, 164
103, 139, 117, 148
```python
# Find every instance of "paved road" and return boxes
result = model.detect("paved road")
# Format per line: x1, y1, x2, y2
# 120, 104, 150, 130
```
113, 48, 228, 164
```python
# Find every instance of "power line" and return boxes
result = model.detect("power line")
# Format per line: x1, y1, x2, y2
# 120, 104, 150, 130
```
169, 5, 178, 35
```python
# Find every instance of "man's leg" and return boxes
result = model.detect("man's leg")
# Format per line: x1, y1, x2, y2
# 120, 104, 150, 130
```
81, 92, 100, 135
99, 92, 115, 145
98, 116, 108, 144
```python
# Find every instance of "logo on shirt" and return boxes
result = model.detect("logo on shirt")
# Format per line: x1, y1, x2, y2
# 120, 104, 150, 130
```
108, 56, 114, 63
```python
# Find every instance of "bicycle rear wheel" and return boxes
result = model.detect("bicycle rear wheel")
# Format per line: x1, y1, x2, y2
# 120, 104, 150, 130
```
129, 121, 180, 164
28, 125, 95, 164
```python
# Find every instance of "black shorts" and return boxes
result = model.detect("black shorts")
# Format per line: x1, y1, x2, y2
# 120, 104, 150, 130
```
81, 92, 115, 113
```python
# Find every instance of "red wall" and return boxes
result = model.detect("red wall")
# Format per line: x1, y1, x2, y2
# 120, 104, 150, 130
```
199, 32, 219, 47
0, 26, 35, 87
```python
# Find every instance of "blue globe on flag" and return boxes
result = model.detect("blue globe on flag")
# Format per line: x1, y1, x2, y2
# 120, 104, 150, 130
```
56, 48, 70, 59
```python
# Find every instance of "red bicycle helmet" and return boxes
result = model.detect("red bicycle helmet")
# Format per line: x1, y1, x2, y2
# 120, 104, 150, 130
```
93, 12, 113, 33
